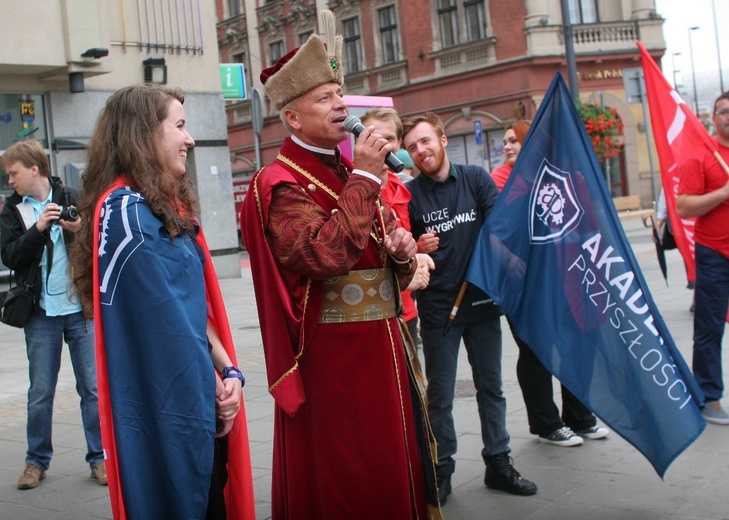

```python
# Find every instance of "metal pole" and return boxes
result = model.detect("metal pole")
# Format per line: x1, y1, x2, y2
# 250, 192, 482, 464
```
254, 132, 261, 171
559, 0, 580, 100
689, 26, 700, 117
712, 0, 725, 93
637, 70, 659, 203
671, 52, 681, 90
251, 88, 263, 170
599, 92, 610, 188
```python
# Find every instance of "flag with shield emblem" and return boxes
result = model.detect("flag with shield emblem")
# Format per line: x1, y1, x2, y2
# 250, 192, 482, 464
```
466, 73, 705, 477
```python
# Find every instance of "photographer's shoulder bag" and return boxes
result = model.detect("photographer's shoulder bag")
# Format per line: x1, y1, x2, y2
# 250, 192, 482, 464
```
0, 201, 43, 328
0, 263, 40, 328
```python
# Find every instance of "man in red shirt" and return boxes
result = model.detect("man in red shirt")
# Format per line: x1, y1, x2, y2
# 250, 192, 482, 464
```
677, 92, 729, 425
360, 108, 434, 343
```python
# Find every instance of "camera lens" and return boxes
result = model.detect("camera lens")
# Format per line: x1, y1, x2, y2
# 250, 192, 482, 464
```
59, 206, 79, 222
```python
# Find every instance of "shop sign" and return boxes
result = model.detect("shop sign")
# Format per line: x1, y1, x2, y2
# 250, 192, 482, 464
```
579, 69, 624, 81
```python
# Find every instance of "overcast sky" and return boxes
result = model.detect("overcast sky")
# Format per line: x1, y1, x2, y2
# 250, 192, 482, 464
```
655, 0, 729, 90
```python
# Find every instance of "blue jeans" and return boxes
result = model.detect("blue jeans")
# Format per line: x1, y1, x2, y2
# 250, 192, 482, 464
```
421, 317, 510, 477
693, 244, 729, 403
24, 309, 103, 471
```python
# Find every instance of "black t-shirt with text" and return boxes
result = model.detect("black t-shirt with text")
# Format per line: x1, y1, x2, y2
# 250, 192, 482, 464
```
407, 163, 503, 329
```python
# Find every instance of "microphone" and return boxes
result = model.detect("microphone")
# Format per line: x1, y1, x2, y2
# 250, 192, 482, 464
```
344, 115, 404, 173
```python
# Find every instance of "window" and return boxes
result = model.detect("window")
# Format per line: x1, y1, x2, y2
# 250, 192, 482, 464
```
343, 17, 364, 73
0, 94, 49, 152
379, 6, 400, 64
0, 93, 51, 227
232, 53, 248, 89
464, 0, 486, 41
438, 0, 459, 48
268, 41, 285, 66
568, 0, 598, 24
299, 31, 313, 46
602, 150, 627, 197
227, 0, 241, 18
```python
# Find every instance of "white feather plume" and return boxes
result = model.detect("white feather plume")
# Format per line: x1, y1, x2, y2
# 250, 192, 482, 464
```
318, 9, 343, 75
319, 9, 336, 54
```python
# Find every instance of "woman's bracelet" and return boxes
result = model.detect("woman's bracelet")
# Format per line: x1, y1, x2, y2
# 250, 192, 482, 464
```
221, 365, 245, 386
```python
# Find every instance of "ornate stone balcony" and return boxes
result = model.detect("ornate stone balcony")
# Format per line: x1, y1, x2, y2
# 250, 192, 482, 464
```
526, 19, 659, 58
429, 37, 497, 77
569, 21, 639, 53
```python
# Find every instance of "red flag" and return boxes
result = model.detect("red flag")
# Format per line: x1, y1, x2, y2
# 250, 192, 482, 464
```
637, 40, 712, 284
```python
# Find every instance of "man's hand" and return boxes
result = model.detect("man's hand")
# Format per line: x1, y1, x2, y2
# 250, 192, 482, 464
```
36, 203, 62, 233
406, 253, 435, 290
385, 227, 417, 263
352, 124, 393, 184
417, 232, 439, 254
651, 220, 664, 245
58, 214, 81, 233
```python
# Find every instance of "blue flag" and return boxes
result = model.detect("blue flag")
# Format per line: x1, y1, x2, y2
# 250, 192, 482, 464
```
466, 73, 705, 478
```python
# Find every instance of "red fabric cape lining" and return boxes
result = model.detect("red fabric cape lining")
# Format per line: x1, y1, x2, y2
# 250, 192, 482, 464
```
92, 177, 255, 519
241, 144, 358, 415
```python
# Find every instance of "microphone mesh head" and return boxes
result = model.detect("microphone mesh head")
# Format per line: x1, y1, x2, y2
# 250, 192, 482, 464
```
344, 115, 360, 133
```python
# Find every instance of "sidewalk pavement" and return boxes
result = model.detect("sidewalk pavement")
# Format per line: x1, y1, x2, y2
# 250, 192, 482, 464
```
1, 219, 727, 520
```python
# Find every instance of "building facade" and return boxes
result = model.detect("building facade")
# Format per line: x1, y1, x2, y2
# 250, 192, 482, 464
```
1, 0, 240, 277
217, 0, 667, 211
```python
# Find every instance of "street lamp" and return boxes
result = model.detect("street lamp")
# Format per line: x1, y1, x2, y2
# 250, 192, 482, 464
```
688, 26, 700, 117
671, 52, 681, 91
712, 0, 724, 93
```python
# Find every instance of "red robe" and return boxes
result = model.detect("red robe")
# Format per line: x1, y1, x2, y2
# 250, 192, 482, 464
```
241, 139, 440, 519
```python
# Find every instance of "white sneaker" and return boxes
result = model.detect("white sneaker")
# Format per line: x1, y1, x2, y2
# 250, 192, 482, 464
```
574, 425, 610, 439
538, 426, 584, 447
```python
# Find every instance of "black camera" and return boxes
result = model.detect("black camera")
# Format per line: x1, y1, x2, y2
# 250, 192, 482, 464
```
59, 206, 79, 222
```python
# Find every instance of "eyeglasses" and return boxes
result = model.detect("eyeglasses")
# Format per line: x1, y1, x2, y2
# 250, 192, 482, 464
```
714, 109, 729, 117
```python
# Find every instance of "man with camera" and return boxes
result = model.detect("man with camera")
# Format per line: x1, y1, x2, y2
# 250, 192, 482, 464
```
0, 139, 105, 489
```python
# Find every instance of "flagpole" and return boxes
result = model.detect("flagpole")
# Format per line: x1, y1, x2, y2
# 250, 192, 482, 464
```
712, 0, 724, 93
713, 151, 729, 177
637, 71, 659, 203
444, 282, 468, 334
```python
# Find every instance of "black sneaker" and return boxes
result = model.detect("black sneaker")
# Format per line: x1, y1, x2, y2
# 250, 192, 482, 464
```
485, 453, 537, 496
436, 475, 452, 505
573, 425, 610, 439
538, 426, 584, 447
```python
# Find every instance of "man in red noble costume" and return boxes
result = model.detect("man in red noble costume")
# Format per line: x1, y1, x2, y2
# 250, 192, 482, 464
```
240, 10, 442, 520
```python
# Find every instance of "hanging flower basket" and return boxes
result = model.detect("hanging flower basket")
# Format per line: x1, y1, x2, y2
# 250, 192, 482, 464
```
577, 102, 625, 162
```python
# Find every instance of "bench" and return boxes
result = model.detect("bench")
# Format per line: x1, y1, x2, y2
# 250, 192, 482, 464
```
612, 195, 654, 228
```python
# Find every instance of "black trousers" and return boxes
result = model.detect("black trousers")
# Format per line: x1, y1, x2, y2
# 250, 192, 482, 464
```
510, 320, 596, 436
206, 436, 229, 519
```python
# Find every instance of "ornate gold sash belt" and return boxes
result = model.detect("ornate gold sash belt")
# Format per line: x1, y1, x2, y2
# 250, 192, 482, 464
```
319, 268, 397, 323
